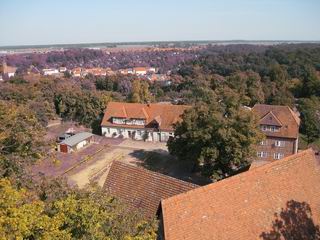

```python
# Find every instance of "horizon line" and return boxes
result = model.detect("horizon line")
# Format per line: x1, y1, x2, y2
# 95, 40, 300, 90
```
1, 39, 320, 49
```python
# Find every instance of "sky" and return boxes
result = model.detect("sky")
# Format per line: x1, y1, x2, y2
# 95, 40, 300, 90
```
0, 0, 319, 46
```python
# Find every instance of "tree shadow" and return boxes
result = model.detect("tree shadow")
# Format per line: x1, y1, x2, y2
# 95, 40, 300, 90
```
129, 149, 211, 186
260, 200, 320, 240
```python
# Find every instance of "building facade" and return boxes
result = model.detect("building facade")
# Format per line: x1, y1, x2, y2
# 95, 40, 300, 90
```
101, 102, 190, 142
252, 104, 300, 162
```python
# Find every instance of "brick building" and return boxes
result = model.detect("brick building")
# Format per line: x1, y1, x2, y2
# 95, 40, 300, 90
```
252, 104, 300, 162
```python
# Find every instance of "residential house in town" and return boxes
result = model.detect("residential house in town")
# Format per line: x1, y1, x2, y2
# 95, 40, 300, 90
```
159, 149, 320, 240
252, 104, 300, 162
57, 132, 94, 153
71, 67, 82, 77
0, 61, 17, 79
59, 67, 67, 72
118, 67, 157, 76
103, 161, 197, 218
85, 67, 107, 76
42, 68, 59, 76
101, 102, 190, 142
133, 67, 148, 75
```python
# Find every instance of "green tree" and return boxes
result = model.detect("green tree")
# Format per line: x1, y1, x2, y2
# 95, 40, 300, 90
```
0, 101, 44, 179
298, 96, 320, 144
0, 178, 70, 240
168, 101, 263, 180
129, 80, 153, 103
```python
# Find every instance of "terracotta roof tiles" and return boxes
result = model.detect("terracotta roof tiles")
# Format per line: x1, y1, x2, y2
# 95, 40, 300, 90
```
103, 161, 198, 218
161, 149, 320, 240
101, 102, 190, 131
252, 104, 300, 139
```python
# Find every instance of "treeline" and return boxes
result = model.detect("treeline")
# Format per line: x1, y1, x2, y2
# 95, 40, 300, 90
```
160, 44, 320, 180
166, 44, 320, 144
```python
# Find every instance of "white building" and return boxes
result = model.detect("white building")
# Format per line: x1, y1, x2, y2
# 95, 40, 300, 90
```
59, 67, 67, 72
133, 67, 148, 76
0, 61, 17, 78
57, 132, 94, 153
101, 102, 190, 142
43, 68, 59, 76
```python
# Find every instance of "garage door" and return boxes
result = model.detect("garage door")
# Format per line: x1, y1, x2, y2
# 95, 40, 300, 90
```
59, 144, 68, 153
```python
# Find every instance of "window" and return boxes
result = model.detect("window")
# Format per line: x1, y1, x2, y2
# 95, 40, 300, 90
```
260, 125, 280, 132
274, 153, 284, 160
275, 140, 285, 147
257, 152, 267, 158
270, 126, 280, 132
260, 140, 267, 145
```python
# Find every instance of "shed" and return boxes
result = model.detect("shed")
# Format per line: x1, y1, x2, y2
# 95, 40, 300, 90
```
58, 132, 94, 153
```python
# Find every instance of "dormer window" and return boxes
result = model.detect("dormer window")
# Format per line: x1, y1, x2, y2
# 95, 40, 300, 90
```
112, 117, 145, 126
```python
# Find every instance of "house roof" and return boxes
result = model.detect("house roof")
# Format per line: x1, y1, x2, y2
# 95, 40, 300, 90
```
134, 67, 147, 72
252, 104, 300, 139
259, 111, 282, 127
161, 149, 320, 240
3, 65, 17, 74
60, 132, 93, 147
101, 102, 190, 131
103, 161, 198, 217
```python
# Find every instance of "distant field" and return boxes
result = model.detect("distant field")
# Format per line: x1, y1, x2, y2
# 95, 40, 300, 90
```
2, 40, 320, 51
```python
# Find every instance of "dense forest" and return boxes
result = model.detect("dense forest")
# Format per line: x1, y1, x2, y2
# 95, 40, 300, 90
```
1, 44, 320, 239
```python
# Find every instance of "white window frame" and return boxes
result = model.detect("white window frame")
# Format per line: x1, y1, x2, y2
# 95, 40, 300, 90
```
273, 153, 284, 160
275, 140, 285, 147
257, 151, 268, 158
260, 140, 267, 145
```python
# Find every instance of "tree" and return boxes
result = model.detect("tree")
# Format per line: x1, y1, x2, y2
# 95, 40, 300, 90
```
0, 178, 158, 240
298, 97, 320, 144
129, 80, 153, 103
0, 101, 44, 179
167, 101, 263, 180
0, 178, 70, 240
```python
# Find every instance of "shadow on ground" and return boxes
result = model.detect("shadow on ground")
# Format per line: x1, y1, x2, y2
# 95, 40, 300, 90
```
129, 149, 211, 186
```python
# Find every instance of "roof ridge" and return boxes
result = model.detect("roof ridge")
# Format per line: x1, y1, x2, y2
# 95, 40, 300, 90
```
111, 160, 198, 187
287, 106, 300, 125
141, 107, 149, 119
162, 149, 315, 205
122, 106, 128, 118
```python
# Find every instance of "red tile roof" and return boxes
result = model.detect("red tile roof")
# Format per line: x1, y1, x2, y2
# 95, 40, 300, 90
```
103, 161, 198, 217
161, 149, 320, 240
252, 104, 300, 139
101, 102, 190, 131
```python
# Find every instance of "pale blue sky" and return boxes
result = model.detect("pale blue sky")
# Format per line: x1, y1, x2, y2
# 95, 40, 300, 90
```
0, 0, 319, 46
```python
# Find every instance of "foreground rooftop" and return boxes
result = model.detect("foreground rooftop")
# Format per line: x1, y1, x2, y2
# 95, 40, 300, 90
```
161, 149, 320, 240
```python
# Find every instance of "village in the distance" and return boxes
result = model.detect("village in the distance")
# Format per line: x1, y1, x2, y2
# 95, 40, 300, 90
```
1, 1, 320, 239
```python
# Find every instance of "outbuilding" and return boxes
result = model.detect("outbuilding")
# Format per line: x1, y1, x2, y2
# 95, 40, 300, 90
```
58, 132, 94, 153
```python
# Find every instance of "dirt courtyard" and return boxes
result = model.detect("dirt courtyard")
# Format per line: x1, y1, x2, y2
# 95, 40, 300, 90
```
66, 139, 210, 188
